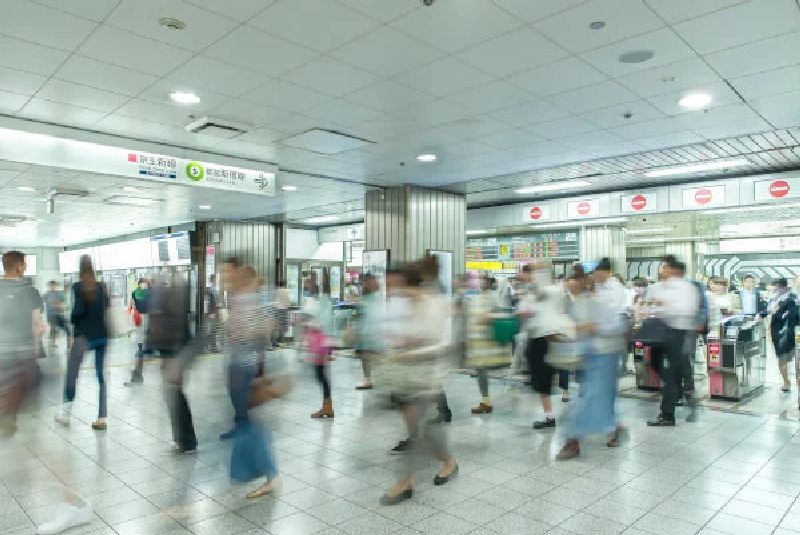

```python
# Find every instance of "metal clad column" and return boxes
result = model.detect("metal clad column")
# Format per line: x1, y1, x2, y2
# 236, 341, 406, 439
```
580, 226, 626, 275
665, 241, 696, 278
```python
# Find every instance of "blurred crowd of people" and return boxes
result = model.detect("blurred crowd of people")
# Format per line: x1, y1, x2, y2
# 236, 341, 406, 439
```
4, 246, 800, 532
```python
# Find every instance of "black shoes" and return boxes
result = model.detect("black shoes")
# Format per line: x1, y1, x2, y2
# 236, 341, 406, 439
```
427, 411, 452, 424
123, 374, 143, 387
219, 429, 238, 441
533, 417, 556, 430
379, 487, 412, 506
433, 463, 458, 486
647, 415, 676, 427
390, 438, 414, 455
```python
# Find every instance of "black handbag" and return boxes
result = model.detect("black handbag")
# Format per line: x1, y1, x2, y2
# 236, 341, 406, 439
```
634, 317, 671, 349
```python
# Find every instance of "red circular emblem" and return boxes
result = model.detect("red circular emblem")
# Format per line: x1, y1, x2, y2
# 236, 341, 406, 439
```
577, 201, 591, 215
530, 206, 542, 220
770, 180, 790, 198
695, 188, 712, 205
631, 194, 647, 211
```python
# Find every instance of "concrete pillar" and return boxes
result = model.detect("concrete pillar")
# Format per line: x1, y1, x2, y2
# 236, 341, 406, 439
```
365, 186, 466, 275
579, 225, 626, 275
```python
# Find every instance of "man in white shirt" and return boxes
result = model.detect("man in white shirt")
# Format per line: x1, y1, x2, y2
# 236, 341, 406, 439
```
645, 256, 700, 426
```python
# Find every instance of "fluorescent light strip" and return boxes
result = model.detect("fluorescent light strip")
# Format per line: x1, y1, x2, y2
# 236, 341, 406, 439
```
628, 236, 707, 244
304, 215, 339, 224
707, 202, 800, 215
645, 158, 749, 178
515, 179, 591, 194
466, 229, 490, 235
529, 217, 627, 230
625, 227, 672, 235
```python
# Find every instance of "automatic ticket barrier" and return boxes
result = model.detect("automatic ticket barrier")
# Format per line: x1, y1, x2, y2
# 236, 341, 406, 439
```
707, 316, 766, 401
633, 341, 661, 391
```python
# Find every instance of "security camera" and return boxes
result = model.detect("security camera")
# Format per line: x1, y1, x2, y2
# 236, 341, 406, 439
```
422, 0, 434, 6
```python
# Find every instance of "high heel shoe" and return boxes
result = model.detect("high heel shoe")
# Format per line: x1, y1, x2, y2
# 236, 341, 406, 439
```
379, 487, 412, 506
433, 463, 458, 486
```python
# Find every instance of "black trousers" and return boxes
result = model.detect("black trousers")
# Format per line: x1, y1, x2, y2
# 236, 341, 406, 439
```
161, 348, 197, 451
315, 364, 331, 399
657, 329, 687, 421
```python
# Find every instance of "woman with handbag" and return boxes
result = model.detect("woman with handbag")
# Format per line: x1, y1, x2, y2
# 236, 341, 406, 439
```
768, 278, 798, 394
305, 269, 335, 418
557, 260, 629, 460
124, 278, 150, 386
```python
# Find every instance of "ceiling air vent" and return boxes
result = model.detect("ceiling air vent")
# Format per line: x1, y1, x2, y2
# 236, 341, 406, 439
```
185, 116, 250, 139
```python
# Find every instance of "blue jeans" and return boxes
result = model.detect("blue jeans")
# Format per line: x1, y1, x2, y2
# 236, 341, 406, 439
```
567, 352, 618, 438
229, 344, 258, 426
65, 337, 107, 418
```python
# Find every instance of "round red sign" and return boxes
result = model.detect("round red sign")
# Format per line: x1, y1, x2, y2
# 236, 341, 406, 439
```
631, 194, 647, 211
529, 206, 542, 220
770, 180, 790, 198
695, 188, 713, 205
577, 201, 591, 215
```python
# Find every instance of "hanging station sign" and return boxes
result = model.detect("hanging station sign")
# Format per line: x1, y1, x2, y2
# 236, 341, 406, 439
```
0, 127, 276, 195
621, 192, 656, 214
681, 184, 726, 209
522, 204, 552, 222
754, 177, 799, 202
566, 198, 600, 218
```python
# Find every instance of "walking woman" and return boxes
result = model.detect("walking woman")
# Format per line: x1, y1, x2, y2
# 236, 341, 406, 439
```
56, 255, 109, 430
305, 269, 335, 419
354, 273, 383, 390
125, 277, 150, 386
767, 278, 798, 393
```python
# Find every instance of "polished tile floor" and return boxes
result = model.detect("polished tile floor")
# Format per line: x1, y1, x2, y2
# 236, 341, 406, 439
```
3, 339, 800, 535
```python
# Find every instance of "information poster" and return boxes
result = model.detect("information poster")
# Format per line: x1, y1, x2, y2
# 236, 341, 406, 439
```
428, 250, 453, 297
362, 250, 389, 299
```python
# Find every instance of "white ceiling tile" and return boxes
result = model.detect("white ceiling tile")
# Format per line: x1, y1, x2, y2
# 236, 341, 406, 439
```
105, 0, 239, 52
390, 0, 521, 53
282, 57, 380, 97
580, 28, 697, 78
185, 0, 274, 22
329, 26, 444, 76
394, 57, 493, 98
491, 99, 571, 127
693, 116, 771, 140
345, 81, 430, 112
449, 81, 532, 113
646, 80, 741, 115
527, 115, 598, 139
533, 0, 664, 53
114, 98, 195, 127
204, 26, 318, 76
479, 128, 547, 149
0, 67, 47, 96
0, 35, 70, 76
673, 0, 800, 55
210, 100, 290, 127
508, 57, 607, 97
581, 100, 664, 129
33, 0, 119, 21
0, 0, 97, 50
0, 90, 29, 114
731, 63, 800, 101
251, 0, 379, 53
549, 80, 638, 113
677, 102, 759, 131
335, 0, 419, 22
243, 80, 331, 112
20, 98, 107, 127
264, 113, 324, 136
393, 100, 471, 127
493, 0, 590, 22
609, 116, 690, 141
305, 100, 386, 126
704, 30, 800, 78
54, 56, 159, 97
751, 90, 800, 128
166, 56, 270, 98
616, 57, 722, 98
456, 27, 569, 77
438, 139, 496, 158
138, 80, 231, 113
436, 117, 511, 140
213, 138, 279, 161
78, 26, 193, 76
236, 128, 288, 146
93, 114, 180, 140
34, 79, 130, 113
558, 130, 625, 150
634, 130, 704, 150
644, 0, 747, 24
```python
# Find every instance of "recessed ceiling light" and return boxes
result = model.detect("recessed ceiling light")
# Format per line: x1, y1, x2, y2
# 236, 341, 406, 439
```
619, 49, 655, 64
304, 215, 339, 224
416, 153, 437, 163
198, 205, 212, 210
678, 92, 712, 109
159, 17, 186, 31
515, 179, 591, 194
281, 185, 298, 192
589, 21, 606, 30
17, 186, 36, 192
645, 158, 748, 178
170, 91, 200, 104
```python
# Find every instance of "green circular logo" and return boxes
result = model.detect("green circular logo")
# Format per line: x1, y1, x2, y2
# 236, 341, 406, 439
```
185, 162, 205, 181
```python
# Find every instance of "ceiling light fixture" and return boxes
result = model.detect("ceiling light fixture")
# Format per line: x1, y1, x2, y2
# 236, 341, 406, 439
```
17, 186, 36, 192
645, 158, 749, 178
105, 196, 161, 206
589, 21, 606, 30
678, 92, 712, 109
281, 185, 298, 192
525, 217, 627, 230
466, 229, 491, 235
515, 179, 591, 194
416, 153, 437, 163
619, 49, 655, 64
198, 205, 212, 210
625, 227, 673, 235
170, 91, 200, 105
304, 215, 339, 224
159, 17, 187, 31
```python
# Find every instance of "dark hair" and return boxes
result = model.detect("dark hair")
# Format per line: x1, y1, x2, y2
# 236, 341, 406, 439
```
522, 263, 534, 273
596, 257, 612, 272
2, 250, 25, 273
743, 274, 755, 281
569, 263, 587, 280
674, 261, 687, 275
632, 277, 648, 288
49, 280, 57, 285
661, 254, 680, 269
138, 277, 147, 285
224, 257, 242, 268
775, 277, 789, 289
79, 254, 98, 301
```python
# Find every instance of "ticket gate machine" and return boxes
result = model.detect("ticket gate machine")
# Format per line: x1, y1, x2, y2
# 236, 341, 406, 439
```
707, 316, 766, 401
633, 341, 661, 391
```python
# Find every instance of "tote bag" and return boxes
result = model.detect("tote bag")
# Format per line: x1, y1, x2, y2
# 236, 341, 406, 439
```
545, 338, 582, 371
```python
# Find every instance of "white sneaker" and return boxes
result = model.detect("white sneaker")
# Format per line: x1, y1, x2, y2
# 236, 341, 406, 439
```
53, 414, 69, 427
37, 504, 92, 535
